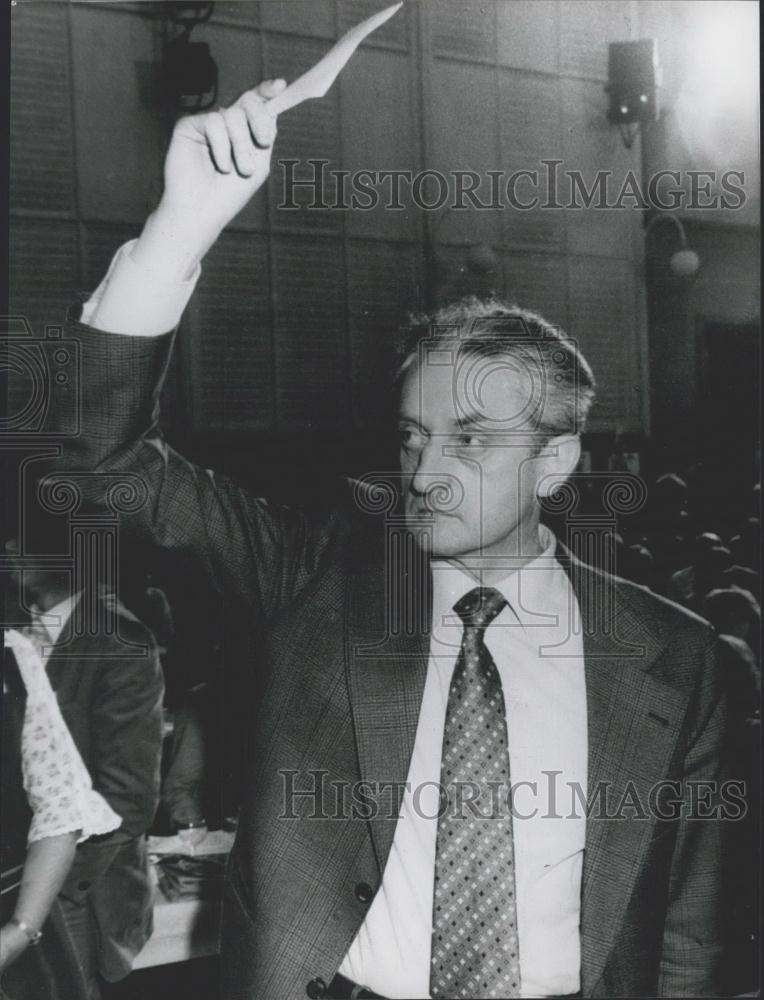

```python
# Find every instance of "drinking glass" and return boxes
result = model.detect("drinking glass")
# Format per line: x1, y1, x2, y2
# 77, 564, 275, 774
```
175, 817, 208, 856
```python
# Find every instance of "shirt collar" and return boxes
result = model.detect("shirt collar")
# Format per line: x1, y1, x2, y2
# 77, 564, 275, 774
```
30, 592, 81, 646
431, 525, 570, 635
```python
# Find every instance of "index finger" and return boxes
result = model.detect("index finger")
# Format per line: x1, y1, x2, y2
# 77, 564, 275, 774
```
249, 78, 287, 104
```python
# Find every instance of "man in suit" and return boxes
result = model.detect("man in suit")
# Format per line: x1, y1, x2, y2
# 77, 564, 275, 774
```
7, 547, 164, 998
51, 81, 735, 998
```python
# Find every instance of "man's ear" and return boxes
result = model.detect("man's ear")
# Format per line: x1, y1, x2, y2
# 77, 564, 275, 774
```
535, 435, 581, 498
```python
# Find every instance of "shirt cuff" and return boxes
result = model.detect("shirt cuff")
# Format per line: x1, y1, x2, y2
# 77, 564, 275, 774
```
80, 239, 201, 337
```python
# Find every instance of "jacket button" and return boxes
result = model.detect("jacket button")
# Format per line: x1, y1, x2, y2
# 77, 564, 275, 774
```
77, 880, 91, 891
355, 881, 374, 904
306, 978, 327, 999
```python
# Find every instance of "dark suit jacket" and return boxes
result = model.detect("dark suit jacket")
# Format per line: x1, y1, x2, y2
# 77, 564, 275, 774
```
46, 589, 164, 981
54, 318, 732, 998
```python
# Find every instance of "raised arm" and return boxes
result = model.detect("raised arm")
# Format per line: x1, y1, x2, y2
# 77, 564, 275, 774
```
95, 78, 285, 320
53, 81, 346, 619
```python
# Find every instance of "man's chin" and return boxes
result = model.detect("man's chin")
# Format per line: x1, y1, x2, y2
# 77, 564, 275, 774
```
405, 517, 471, 558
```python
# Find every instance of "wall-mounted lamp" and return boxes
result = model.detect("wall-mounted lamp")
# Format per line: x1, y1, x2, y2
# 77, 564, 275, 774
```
162, 2, 218, 112
645, 213, 701, 277
606, 40, 660, 149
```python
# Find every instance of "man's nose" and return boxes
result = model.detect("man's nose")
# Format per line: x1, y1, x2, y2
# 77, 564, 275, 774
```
409, 439, 450, 497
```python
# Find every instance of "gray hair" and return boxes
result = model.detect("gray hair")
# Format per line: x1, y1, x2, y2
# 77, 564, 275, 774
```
394, 297, 596, 437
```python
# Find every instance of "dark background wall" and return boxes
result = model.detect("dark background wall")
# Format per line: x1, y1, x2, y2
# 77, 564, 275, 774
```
8, 0, 760, 495
637, 1, 759, 519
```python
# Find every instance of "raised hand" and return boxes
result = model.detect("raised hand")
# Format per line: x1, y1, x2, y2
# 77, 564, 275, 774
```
132, 78, 286, 278
162, 78, 285, 223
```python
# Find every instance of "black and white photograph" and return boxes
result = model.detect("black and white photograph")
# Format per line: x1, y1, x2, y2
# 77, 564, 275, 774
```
2, 2, 760, 998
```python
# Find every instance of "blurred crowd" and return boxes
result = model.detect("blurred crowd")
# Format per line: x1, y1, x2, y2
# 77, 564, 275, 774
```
595, 470, 760, 996
605, 473, 760, 724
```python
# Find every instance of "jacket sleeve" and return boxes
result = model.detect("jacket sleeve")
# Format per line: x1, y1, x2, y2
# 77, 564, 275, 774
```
48, 316, 343, 620
87, 618, 164, 839
58, 614, 163, 906
657, 639, 728, 997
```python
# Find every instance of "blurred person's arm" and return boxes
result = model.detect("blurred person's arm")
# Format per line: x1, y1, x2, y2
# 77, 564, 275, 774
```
87, 622, 164, 838
0, 832, 79, 973
59, 615, 164, 907
162, 685, 210, 828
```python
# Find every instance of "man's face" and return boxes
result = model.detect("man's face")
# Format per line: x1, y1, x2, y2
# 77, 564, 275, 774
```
397, 350, 575, 567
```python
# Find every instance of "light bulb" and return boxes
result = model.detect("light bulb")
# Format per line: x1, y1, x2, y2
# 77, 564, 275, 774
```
670, 249, 701, 277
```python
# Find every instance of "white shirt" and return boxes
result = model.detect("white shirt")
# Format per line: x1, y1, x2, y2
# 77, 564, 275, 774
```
81, 248, 588, 997
339, 527, 587, 998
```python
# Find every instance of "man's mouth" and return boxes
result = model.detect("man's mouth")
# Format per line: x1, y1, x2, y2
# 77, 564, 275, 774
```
406, 502, 453, 518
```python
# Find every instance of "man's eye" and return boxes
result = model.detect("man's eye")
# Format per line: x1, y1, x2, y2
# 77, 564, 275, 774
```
458, 433, 485, 449
399, 427, 424, 450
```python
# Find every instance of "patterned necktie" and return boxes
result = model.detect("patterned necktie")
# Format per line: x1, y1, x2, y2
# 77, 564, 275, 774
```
430, 586, 521, 1000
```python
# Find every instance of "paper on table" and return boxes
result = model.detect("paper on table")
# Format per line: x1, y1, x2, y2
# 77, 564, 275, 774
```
266, 3, 404, 116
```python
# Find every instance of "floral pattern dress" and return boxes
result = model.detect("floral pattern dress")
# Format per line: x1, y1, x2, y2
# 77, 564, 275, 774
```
4, 629, 120, 844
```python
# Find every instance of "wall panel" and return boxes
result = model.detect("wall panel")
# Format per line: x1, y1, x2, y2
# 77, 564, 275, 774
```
431, 0, 497, 63
503, 252, 568, 332
497, 1, 558, 74
185, 232, 274, 432
499, 71, 565, 252
340, 48, 417, 240
567, 257, 642, 432
271, 236, 347, 428
9, 220, 80, 336
561, 79, 637, 260
260, 1, 334, 39
265, 34, 343, 233
10, 3, 76, 216
428, 61, 502, 247
558, 0, 635, 80
70, 5, 164, 223
347, 240, 421, 427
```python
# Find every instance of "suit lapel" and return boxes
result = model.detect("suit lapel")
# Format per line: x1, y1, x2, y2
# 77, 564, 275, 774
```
564, 555, 690, 993
345, 531, 431, 871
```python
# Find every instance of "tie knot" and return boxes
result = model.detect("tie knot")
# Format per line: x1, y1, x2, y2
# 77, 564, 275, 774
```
454, 587, 507, 630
